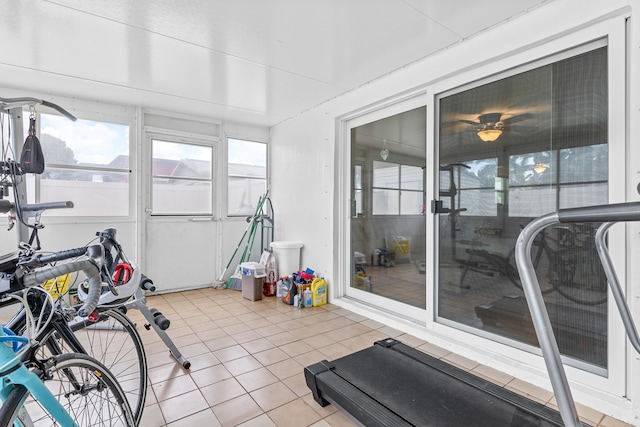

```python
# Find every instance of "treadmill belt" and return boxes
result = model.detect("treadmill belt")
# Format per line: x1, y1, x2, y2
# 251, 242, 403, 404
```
305, 338, 590, 427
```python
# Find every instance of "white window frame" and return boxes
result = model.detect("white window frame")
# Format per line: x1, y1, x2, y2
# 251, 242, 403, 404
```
147, 133, 217, 217
31, 103, 136, 220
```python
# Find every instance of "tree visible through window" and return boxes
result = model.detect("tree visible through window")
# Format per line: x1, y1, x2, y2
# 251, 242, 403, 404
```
38, 113, 130, 216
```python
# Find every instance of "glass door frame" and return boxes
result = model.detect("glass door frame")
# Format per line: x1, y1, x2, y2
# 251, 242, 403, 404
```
337, 92, 429, 324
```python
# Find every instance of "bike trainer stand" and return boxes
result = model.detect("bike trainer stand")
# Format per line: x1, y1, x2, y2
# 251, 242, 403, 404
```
125, 282, 191, 370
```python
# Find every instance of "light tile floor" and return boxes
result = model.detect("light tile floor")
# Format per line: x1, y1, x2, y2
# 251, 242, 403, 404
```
130, 287, 632, 427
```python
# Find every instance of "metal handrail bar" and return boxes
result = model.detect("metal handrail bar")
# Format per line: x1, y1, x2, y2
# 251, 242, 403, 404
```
515, 201, 640, 427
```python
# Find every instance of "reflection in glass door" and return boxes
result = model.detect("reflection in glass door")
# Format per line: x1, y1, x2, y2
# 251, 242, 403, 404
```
436, 46, 609, 371
350, 107, 427, 309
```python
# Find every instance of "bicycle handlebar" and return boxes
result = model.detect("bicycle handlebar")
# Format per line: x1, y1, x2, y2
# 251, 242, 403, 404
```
22, 245, 104, 317
31, 247, 87, 265
0, 200, 74, 215
20, 201, 74, 212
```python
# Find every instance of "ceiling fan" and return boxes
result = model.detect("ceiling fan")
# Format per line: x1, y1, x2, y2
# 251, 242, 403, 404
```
460, 112, 535, 142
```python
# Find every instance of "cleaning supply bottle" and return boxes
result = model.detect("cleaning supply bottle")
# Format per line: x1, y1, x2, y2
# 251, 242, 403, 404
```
282, 276, 295, 305
303, 286, 312, 307
311, 277, 327, 306
263, 253, 278, 296
276, 278, 284, 298
294, 283, 303, 308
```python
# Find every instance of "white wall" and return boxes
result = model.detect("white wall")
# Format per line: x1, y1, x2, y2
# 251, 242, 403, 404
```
270, 1, 640, 423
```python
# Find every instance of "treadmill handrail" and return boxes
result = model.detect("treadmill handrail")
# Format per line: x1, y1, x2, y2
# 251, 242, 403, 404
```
595, 222, 640, 353
515, 201, 640, 427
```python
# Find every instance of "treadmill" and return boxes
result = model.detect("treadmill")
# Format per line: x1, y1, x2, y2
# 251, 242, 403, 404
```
305, 338, 581, 427
306, 202, 640, 427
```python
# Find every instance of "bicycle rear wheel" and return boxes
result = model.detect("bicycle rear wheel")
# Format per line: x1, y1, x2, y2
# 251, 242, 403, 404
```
554, 247, 608, 306
505, 247, 555, 294
0, 353, 135, 426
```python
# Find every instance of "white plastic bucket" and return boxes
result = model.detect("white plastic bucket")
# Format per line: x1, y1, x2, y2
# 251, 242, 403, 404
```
270, 241, 303, 277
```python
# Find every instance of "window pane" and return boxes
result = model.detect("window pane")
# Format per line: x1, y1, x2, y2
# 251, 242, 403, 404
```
152, 179, 211, 214
228, 177, 266, 215
509, 151, 556, 187
460, 159, 497, 189
559, 183, 608, 209
372, 189, 399, 215
151, 139, 213, 215
373, 161, 399, 188
400, 191, 423, 215
227, 138, 267, 216
152, 140, 212, 179
40, 169, 129, 216
401, 165, 422, 190
354, 165, 362, 190
459, 189, 497, 216
559, 145, 607, 183
41, 114, 129, 169
508, 186, 556, 216
228, 138, 266, 178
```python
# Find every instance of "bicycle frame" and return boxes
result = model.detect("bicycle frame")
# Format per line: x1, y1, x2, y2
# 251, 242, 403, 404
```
0, 327, 78, 427
5, 294, 91, 357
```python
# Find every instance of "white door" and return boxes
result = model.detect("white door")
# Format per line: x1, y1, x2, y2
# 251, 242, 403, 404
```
143, 135, 219, 293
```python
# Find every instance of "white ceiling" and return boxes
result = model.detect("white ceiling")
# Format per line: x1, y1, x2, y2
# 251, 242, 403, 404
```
0, 0, 552, 127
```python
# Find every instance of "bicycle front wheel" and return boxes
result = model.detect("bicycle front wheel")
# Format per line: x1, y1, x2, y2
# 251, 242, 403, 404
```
0, 353, 135, 426
67, 308, 147, 425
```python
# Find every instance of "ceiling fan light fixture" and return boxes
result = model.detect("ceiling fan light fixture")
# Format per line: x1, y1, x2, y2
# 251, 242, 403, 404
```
533, 163, 548, 173
476, 129, 502, 142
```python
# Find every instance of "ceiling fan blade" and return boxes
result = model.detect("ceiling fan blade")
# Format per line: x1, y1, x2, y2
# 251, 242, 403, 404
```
459, 119, 480, 126
501, 113, 533, 125
440, 120, 462, 128
508, 125, 538, 132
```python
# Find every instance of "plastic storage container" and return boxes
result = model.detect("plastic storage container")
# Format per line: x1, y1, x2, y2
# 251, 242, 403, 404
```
270, 241, 303, 277
240, 262, 266, 277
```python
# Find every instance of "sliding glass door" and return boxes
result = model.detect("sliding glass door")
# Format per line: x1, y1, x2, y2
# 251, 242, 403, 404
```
436, 44, 609, 372
348, 104, 427, 314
